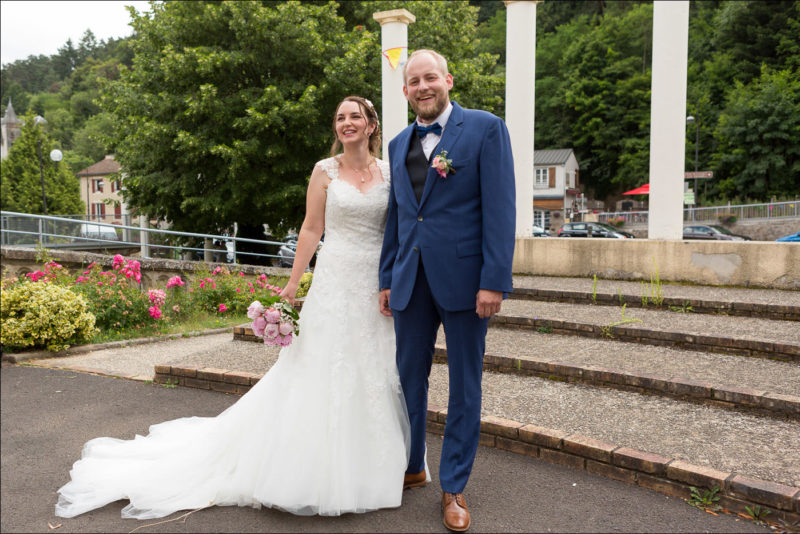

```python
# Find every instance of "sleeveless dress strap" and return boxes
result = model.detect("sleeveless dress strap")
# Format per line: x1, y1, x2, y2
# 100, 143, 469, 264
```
317, 157, 339, 181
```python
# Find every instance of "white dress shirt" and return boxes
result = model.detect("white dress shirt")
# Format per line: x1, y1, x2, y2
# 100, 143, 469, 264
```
417, 102, 453, 160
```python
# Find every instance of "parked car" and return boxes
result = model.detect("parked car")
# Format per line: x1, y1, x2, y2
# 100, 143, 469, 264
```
776, 230, 800, 242
532, 225, 549, 237
557, 222, 635, 239
77, 222, 119, 241
277, 234, 323, 268
277, 235, 299, 267
682, 225, 752, 241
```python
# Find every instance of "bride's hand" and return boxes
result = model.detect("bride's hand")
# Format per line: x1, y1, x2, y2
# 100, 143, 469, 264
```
279, 283, 298, 306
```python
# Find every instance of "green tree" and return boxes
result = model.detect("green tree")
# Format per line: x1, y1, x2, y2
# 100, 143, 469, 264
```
102, 0, 503, 244
711, 68, 800, 200
0, 113, 83, 215
102, 1, 372, 239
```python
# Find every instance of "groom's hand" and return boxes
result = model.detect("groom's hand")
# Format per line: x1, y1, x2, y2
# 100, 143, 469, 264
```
379, 289, 393, 317
476, 289, 502, 318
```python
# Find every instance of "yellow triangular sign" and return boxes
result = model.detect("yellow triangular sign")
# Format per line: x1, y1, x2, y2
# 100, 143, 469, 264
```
382, 47, 405, 70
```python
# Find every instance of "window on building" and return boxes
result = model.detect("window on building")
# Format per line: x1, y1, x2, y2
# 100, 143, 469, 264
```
91, 202, 106, 220
534, 209, 551, 230
92, 178, 104, 193
535, 168, 548, 187
111, 179, 121, 192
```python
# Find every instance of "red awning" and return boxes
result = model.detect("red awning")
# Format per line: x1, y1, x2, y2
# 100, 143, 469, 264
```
622, 184, 650, 195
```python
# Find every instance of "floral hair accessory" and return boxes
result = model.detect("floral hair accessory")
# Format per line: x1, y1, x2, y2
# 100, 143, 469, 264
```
431, 150, 455, 179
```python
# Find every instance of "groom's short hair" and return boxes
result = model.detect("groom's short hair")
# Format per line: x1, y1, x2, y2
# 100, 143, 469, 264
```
403, 49, 449, 84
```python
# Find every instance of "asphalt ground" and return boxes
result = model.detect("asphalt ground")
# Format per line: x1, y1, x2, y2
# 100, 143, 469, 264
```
1, 364, 765, 533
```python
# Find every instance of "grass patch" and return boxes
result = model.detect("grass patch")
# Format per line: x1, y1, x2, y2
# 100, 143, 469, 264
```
89, 312, 248, 345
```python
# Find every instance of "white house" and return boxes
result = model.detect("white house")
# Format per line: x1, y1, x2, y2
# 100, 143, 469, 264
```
533, 148, 581, 231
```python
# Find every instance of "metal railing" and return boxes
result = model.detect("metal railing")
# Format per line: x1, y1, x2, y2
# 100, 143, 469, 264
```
597, 200, 800, 226
0, 211, 286, 263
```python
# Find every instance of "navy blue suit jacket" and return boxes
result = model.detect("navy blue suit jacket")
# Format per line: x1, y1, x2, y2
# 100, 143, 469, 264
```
379, 102, 516, 312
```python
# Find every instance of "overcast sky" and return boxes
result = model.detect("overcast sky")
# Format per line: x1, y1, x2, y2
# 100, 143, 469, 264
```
1, 1, 153, 66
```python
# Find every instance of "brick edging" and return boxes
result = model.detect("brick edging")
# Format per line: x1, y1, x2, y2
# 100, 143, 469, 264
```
511, 287, 800, 322
1, 327, 232, 364
431, 409, 800, 523
153, 363, 800, 524
491, 314, 800, 362
432, 347, 800, 419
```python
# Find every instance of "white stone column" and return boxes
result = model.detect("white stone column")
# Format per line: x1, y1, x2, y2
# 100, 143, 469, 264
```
648, 1, 690, 240
505, 1, 539, 237
139, 215, 150, 258
373, 9, 415, 161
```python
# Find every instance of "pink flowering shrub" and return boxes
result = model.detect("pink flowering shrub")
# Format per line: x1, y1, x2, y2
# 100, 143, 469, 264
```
188, 266, 280, 314
71, 258, 151, 331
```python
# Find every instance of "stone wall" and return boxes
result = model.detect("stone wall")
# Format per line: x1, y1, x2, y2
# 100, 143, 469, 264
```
513, 238, 800, 289
0, 246, 290, 289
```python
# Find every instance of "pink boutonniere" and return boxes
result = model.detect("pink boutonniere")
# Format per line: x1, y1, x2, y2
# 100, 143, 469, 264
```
431, 150, 456, 179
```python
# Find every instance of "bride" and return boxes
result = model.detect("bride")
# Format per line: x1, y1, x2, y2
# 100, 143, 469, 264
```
55, 96, 412, 519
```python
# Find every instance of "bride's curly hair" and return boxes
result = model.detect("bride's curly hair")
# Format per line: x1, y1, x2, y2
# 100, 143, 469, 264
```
329, 96, 382, 157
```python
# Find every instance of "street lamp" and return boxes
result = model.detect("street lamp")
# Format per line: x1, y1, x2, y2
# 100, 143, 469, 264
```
686, 107, 699, 205
36, 145, 63, 216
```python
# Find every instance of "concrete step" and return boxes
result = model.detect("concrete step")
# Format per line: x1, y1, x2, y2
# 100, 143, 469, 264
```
510, 286, 800, 321
513, 275, 800, 310
496, 300, 800, 361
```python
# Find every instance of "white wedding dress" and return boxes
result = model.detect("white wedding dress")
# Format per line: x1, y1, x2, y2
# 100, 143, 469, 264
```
56, 157, 412, 519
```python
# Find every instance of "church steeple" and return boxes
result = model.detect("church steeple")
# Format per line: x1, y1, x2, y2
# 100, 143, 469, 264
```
1, 98, 19, 125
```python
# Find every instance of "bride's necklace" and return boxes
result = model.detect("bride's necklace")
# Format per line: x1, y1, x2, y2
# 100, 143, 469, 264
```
342, 157, 374, 184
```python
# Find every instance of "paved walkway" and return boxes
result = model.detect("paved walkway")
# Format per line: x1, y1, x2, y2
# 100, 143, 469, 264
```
1, 364, 764, 533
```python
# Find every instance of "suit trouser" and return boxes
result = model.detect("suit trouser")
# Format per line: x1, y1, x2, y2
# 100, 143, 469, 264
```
393, 260, 488, 493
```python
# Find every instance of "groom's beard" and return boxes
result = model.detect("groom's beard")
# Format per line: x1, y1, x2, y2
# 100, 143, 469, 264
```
411, 91, 449, 122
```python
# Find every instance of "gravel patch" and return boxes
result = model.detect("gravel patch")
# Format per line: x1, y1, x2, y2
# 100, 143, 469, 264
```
474, 328, 800, 396
513, 275, 800, 307
428, 364, 800, 488
500, 299, 800, 345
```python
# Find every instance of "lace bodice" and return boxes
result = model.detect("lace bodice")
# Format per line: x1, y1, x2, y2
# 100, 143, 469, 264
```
315, 157, 391, 270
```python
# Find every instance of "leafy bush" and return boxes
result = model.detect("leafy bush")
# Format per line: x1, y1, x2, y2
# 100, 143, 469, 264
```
71, 257, 152, 332
187, 266, 281, 315
297, 272, 313, 298
717, 214, 737, 225
1, 281, 97, 351
609, 216, 626, 228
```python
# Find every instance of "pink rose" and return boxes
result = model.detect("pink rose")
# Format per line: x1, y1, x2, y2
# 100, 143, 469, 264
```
149, 306, 162, 319
278, 333, 293, 347
247, 301, 264, 319
265, 308, 281, 323
278, 321, 294, 336
264, 323, 280, 339
251, 316, 267, 337
263, 336, 278, 346
218, 303, 228, 313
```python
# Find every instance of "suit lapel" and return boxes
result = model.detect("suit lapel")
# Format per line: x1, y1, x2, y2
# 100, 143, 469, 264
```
418, 102, 465, 210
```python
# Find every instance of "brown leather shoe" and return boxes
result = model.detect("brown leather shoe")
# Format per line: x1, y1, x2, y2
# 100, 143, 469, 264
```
441, 492, 470, 532
403, 469, 427, 490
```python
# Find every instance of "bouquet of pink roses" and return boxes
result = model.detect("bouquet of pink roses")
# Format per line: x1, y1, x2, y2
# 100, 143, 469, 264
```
247, 299, 299, 347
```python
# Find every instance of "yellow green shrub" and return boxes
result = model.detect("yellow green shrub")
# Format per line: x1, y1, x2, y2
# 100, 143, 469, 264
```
297, 272, 313, 298
1, 281, 98, 351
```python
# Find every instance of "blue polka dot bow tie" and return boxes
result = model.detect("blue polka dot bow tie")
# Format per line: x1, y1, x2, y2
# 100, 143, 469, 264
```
415, 122, 443, 138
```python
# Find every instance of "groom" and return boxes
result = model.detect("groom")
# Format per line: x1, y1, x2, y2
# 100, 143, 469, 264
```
379, 49, 516, 532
